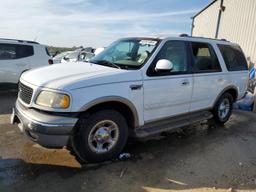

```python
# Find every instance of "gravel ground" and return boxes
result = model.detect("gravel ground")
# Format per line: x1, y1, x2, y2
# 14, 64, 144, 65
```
1, 91, 256, 192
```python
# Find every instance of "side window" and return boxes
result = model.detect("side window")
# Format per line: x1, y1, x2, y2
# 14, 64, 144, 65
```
148, 41, 188, 76
191, 42, 221, 73
0, 43, 34, 60
0, 44, 16, 60
218, 44, 248, 71
16, 45, 34, 59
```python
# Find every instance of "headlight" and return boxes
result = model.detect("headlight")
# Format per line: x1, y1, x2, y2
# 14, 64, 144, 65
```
36, 91, 70, 109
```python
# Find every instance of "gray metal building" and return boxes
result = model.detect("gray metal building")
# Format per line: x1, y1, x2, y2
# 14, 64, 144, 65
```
192, 0, 256, 67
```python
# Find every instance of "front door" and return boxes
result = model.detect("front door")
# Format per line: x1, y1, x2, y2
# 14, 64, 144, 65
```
143, 41, 193, 123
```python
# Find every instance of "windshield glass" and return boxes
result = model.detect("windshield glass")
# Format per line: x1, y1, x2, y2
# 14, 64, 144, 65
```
89, 38, 160, 69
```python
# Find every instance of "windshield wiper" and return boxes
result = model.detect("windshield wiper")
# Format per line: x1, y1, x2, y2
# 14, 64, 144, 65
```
92, 60, 121, 69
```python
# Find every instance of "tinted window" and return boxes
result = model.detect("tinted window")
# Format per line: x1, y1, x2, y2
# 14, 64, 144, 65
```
148, 41, 188, 76
191, 42, 221, 72
218, 44, 248, 71
0, 43, 34, 60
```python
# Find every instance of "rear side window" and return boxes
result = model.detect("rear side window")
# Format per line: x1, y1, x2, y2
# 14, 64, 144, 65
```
0, 43, 34, 60
218, 44, 248, 71
191, 42, 221, 73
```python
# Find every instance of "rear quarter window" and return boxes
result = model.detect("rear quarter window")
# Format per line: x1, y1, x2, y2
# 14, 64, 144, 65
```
218, 44, 248, 71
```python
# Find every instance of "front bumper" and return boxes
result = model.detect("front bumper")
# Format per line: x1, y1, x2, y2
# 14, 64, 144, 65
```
11, 101, 78, 148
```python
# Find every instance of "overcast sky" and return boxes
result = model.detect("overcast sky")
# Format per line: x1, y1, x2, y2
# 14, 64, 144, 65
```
0, 0, 211, 47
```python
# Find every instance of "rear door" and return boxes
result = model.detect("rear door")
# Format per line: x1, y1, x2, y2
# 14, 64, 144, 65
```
0, 43, 33, 84
189, 42, 225, 111
217, 44, 248, 98
143, 40, 193, 122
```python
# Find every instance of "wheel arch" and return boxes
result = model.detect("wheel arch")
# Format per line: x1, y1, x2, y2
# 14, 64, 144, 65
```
213, 86, 238, 108
78, 96, 140, 129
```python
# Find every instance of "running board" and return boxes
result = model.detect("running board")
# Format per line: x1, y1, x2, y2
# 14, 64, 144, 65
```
135, 111, 213, 138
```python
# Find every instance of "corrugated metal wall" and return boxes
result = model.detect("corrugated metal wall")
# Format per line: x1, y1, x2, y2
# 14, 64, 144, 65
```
218, 0, 256, 65
193, 0, 256, 66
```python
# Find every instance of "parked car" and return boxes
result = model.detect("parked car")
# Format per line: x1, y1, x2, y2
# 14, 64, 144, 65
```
61, 50, 80, 63
12, 36, 248, 163
52, 51, 71, 64
0, 38, 52, 89
94, 47, 105, 55
61, 51, 95, 63
78, 51, 95, 62
60, 48, 95, 63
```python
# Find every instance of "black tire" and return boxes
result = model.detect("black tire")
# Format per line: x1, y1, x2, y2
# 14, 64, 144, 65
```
213, 93, 233, 124
71, 110, 128, 163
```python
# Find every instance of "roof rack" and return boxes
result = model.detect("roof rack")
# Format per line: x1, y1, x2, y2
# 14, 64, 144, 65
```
179, 35, 228, 42
0, 38, 39, 44
193, 36, 228, 42
179, 34, 190, 37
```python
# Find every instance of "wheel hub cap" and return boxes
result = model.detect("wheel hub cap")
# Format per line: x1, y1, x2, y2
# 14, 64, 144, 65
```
95, 128, 110, 143
88, 120, 120, 154
218, 98, 230, 120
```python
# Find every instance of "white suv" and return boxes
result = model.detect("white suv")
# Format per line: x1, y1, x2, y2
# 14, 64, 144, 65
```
0, 38, 52, 89
11, 36, 248, 163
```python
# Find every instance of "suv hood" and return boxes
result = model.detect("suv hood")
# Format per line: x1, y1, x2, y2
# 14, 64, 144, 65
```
21, 62, 142, 90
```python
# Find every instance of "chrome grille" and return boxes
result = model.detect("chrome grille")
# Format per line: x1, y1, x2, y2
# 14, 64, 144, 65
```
19, 83, 33, 104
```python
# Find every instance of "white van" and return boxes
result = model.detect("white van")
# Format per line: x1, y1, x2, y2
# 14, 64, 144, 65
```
0, 38, 52, 89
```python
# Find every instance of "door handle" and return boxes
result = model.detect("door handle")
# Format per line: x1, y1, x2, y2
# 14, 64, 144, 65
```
181, 80, 190, 86
218, 78, 224, 82
130, 84, 143, 90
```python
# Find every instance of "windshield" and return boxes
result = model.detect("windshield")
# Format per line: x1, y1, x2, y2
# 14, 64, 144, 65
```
89, 38, 160, 69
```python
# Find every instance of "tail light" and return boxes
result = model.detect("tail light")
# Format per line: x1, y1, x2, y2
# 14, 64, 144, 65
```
48, 59, 53, 65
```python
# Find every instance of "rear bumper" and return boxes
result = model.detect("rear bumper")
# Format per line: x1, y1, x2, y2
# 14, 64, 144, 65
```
11, 101, 78, 148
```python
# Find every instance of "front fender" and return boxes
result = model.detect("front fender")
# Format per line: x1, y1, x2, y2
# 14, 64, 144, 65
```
79, 96, 140, 127
70, 81, 144, 127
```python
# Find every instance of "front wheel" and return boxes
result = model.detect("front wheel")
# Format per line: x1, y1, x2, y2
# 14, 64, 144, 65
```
72, 110, 128, 163
213, 93, 233, 124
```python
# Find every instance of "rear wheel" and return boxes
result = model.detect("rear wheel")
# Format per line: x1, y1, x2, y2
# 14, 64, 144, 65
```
71, 110, 128, 163
213, 93, 233, 124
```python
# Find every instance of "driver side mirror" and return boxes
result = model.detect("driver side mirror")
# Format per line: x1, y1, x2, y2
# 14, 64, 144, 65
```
155, 59, 173, 71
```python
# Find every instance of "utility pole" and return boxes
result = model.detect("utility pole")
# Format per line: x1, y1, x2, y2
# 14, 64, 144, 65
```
215, 0, 225, 38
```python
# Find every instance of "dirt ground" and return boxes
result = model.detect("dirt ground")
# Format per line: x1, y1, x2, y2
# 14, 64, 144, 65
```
1, 90, 256, 192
